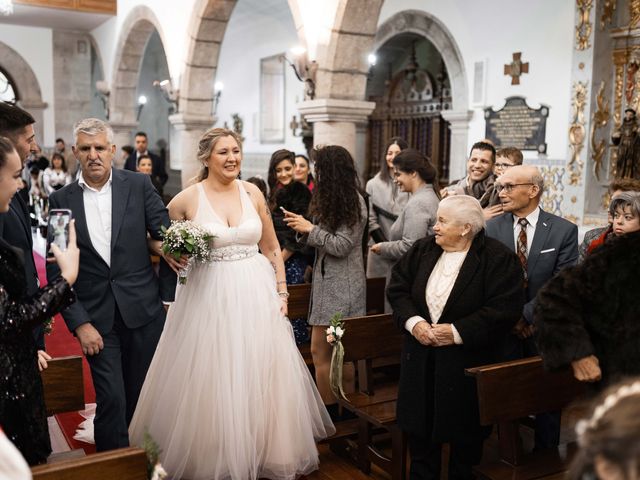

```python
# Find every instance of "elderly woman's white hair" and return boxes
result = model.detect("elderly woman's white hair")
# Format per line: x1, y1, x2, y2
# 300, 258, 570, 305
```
438, 195, 486, 236
73, 118, 114, 145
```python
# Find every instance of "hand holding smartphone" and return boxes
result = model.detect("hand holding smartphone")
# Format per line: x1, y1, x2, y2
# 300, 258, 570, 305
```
47, 209, 72, 257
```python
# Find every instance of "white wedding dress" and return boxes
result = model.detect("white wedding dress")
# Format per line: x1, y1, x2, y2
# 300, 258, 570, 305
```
129, 180, 335, 480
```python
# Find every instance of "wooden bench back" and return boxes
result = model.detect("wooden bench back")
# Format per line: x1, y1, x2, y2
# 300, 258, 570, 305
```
340, 313, 402, 362
288, 276, 386, 320
40, 356, 85, 416
465, 356, 586, 426
31, 447, 147, 480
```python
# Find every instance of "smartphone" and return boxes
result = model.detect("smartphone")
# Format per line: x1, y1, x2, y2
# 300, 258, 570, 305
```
47, 209, 72, 257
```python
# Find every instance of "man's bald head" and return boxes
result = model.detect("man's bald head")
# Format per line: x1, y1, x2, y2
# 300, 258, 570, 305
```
496, 165, 545, 216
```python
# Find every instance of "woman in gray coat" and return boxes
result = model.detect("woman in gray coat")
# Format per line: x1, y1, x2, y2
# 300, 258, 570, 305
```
283, 145, 367, 416
370, 149, 440, 311
365, 137, 410, 278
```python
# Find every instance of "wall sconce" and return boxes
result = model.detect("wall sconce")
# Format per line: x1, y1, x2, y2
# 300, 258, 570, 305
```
95, 80, 110, 120
213, 81, 223, 115
281, 46, 317, 100
367, 53, 377, 80
153, 79, 179, 112
136, 95, 147, 121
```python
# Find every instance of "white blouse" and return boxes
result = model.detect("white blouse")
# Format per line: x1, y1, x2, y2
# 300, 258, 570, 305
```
404, 249, 469, 344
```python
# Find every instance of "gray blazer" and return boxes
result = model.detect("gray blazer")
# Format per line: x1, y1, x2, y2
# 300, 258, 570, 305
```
485, 208, 578, 324
377, 185, 439, 261
365, 173, 409, 278
305, 195, 367, 326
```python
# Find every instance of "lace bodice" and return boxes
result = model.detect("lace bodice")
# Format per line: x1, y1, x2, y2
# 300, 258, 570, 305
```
193, 181, 262, 258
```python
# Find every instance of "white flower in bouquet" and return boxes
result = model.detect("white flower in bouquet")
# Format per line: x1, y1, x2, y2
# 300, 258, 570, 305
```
151, 463, 168, 480
160, 220, 214, 284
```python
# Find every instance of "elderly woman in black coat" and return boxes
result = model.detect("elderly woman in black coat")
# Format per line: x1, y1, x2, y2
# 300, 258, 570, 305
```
387, 195, 524, 480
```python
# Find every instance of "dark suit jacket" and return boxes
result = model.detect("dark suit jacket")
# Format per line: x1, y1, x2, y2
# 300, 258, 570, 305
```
124, 151, 168, 187
485, 208, 578, 324
46, 169, 176, 335
0, 194, 44, 349
386, 233, 524, 441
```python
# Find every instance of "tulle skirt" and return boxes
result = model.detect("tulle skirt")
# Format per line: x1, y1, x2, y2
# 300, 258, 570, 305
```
129, 252, 335, 480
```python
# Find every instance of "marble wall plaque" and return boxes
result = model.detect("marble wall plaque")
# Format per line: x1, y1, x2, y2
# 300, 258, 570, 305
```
484, 96, 549, 153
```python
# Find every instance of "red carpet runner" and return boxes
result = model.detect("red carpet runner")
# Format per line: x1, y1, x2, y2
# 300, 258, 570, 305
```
34, 253, 96, 454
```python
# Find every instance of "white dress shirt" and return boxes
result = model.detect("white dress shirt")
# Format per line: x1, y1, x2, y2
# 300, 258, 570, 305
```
404, 250, 468, 344
79, 171, 113, 266
511, 207, 540, 256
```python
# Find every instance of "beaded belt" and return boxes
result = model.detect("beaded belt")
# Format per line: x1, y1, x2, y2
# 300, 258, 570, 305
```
209, 245, 258, 262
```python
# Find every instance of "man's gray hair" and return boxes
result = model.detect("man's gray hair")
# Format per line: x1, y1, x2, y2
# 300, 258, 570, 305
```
531, 171, 545, 197
439, 195, 486, 236
609, 191, 640, 218
73, 118, 114, 145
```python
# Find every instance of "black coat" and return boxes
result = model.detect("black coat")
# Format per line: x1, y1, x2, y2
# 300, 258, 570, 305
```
0, 238, 75, 465
535, 230, 640, 386
387, 232, 524, 441
272, 182, 311, 255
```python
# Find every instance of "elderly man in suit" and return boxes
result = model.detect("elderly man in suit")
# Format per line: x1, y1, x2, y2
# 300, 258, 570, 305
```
0, 102, 48, 358
124, 131, 167, 195
486, 164, 578, 450
47, 118, 176, 451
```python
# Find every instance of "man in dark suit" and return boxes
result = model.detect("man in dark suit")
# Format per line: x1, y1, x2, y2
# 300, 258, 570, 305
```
486, 164, 578, 450
124, 131, 167, 194
0, 102, 47, 357
47, 118, 176, 451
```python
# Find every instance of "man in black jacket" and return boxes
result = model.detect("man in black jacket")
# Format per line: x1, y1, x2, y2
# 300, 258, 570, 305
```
124, 131, 167, 194
0, 102, 47, 359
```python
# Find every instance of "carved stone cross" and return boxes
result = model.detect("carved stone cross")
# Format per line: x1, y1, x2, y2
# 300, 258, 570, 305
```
504, 52, 529, 85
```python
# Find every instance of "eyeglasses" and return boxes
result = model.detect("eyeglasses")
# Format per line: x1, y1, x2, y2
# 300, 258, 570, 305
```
495, 183, 534, 193
495, 162, 515, 169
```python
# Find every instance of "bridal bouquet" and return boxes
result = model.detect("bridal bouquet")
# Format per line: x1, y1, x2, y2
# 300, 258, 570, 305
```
327, 313, 348, 401
160, 220, 214, 284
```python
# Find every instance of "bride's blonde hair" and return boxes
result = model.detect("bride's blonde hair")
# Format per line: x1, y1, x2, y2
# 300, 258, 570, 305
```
193, 128, 243, 182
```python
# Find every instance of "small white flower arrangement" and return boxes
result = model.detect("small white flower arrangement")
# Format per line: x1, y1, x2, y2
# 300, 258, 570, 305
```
160, 220, 214, 284
327, 313, 348, 401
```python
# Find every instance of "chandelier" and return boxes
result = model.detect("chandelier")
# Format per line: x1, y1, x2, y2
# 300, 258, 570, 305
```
0, 0, 13, 16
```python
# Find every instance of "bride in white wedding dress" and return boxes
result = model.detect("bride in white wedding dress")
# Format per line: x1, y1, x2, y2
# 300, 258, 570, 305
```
129, 128, 335, 480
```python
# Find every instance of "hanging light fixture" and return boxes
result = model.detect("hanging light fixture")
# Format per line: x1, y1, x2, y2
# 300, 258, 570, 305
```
0, 0, 14, 16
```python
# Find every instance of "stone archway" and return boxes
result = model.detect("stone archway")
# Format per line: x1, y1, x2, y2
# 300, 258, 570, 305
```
0, 42, 48, 145
110, 5, 169, 147
172, 0, 238, 185
374, 10, 472, 179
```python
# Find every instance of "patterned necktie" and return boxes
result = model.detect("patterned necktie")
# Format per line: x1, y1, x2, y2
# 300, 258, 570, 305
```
517, 218, 528, 285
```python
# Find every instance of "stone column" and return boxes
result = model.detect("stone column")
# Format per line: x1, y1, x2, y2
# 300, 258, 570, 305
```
110, 121, 137, 168
297, 99, 375, 176
169, 113, 215, 188
440, 110, 473, 181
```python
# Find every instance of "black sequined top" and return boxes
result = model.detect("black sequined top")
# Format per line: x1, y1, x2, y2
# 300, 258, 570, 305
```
0, 238, 75, 465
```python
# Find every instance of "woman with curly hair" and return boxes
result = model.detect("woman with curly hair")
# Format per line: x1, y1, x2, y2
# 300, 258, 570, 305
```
283, 145, 367, 417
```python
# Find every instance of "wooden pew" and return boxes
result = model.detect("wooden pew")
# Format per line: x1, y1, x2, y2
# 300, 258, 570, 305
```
465, 356, 587, 480
41, 355, 85, 416
32, 447, 148, 480
289, 277, 387, 368
336, 313, 406, 480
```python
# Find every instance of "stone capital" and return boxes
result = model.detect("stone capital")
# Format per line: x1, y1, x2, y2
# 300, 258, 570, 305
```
440, 109, 474, 127
109, 121, 138, 132
168, 113, 215, 131
297, 98, 376, 124
19, 100, 48, 110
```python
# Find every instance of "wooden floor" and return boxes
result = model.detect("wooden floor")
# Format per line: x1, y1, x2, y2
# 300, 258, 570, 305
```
297, 399, 591, 480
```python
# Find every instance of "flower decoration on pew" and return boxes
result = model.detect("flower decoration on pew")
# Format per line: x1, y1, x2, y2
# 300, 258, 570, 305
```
160, 220, 214, 285
327, 312, 348, 401
142, 430, 168, 480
